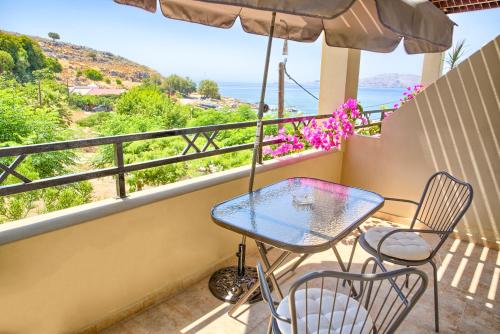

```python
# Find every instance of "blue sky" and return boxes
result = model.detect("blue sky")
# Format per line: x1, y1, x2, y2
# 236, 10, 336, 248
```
1, 1, 499, 82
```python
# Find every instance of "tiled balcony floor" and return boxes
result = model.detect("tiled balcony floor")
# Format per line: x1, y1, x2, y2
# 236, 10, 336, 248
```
102, 218, 499, 334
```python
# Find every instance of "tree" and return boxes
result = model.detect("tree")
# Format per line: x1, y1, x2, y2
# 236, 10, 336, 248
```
198, 80, 220, 99
446, 40, 466, 70
83, 68, 103, 81
48, 32, 60, 42
114, 84, 189, 128
0, 32, 46, 81
0, 50, 14, 74
161, 74, 196, 96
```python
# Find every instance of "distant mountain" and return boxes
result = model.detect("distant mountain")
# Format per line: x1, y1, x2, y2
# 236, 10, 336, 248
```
359, 73, 421, 88
1, 31, 161, 88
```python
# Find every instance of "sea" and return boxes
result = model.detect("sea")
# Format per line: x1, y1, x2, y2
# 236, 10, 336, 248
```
218, 82, 406, 115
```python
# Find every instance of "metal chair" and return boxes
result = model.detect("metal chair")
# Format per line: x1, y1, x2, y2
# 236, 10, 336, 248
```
257, 258, 428, 334
346, 171, 473, 332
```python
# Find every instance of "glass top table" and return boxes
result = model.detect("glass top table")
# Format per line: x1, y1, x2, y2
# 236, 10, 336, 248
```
211, 177, 385, 254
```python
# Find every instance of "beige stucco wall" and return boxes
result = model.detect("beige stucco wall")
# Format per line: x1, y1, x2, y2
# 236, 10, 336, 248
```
0, 150, 342, 334
342, 36, 500, 248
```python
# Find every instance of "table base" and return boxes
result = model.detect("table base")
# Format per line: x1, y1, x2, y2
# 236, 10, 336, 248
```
208, 266, 271, 304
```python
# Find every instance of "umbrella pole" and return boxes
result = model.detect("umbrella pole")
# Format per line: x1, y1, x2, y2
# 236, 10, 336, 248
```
209, 12, 277, 304
248, 11, 276, 193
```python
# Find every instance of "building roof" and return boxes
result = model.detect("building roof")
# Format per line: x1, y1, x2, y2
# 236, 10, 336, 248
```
430, 0, 500, 13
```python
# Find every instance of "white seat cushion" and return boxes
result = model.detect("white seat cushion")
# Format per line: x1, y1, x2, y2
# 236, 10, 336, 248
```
364, 226, 432, 261
276, 288, 373, 334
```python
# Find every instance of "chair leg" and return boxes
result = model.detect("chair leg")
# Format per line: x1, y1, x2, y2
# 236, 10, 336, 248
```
430, 259, 440, 332
267, 317, 273, 334
343, 235, 359, 287
405, 265, 410, 288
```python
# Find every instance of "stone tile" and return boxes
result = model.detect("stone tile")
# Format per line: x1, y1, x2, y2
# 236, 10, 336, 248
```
100, 218, 499, 334
457, 301, 500, 334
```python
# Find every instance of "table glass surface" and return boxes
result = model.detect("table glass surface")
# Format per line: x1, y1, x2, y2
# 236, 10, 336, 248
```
211, 177, 384, 253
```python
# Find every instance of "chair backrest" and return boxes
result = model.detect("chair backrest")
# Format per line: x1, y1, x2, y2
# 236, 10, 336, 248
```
411, 171, 473, 236
258, 258, 428, 334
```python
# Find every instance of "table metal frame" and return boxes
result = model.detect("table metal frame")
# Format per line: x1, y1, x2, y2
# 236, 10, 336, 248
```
211, 177, 384, 317
228, 240, 356, 317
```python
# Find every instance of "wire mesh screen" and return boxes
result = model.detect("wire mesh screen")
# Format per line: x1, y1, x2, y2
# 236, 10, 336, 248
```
414, 172, 473, 234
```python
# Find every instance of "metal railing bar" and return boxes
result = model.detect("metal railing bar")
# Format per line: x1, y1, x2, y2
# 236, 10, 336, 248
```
0, 115, 325, 157
363, 109, 393, 114
0, 111, 386, 157
0, 138, 282, 197
0, 122, 256, 157
0, 110, 387, 197
356, 122, 382, 129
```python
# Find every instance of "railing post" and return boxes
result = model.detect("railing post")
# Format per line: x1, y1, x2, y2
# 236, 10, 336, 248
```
114, 142, 126, 198
380, 110, 385, 132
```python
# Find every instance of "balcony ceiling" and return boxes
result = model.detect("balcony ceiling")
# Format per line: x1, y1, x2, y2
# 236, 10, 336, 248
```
431, 0, 500, 13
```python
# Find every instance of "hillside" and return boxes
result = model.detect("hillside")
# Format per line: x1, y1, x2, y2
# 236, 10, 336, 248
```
3, 31, 162, 88
359, 73, 421, 88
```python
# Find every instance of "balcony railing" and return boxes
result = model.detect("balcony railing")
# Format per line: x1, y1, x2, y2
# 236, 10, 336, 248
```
0, 110, 387, 198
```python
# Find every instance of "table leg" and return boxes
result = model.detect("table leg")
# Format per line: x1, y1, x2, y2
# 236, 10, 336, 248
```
332, 245, 349, 272
228, 247, 290, 317
276, 253, 310, 281
256, 241, 285, 299
332, 244, 359, 297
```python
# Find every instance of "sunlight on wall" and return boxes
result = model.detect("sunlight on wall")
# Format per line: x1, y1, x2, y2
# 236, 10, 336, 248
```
342, 36, 500, 249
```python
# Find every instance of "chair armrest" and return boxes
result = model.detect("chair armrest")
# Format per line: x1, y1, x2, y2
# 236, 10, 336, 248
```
269, 309, 291, 324
376, 228, 452, 259
384, 197, 419, 206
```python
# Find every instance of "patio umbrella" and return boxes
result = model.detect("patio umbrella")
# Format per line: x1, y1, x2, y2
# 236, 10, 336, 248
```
114, 0, 455, 303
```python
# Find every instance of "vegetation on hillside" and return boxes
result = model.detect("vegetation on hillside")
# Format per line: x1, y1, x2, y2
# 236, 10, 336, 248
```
0, 32, 275, 223
0, 74, 92, 222
77, 84, 276, 193
83, 68, 103, 81
0, 31, 59, 82
161, 74, 196, 96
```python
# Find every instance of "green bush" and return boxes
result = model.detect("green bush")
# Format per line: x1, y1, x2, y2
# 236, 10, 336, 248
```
0, 50, 14, 74
87, 51, 97, 60
70, 93, 117, 111
76, 111, 112, 127
0, 75, 92, 222
44, 57, 62, 73
42, 182, 92, 213
83, 68, 103, 81
115, 78, 122, 85
105, 78, 111, 84
115, 84, 189, 128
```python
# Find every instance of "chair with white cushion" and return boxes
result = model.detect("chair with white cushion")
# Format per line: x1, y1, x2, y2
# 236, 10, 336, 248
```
257, 258, 427, 334
345, 171, 473, 332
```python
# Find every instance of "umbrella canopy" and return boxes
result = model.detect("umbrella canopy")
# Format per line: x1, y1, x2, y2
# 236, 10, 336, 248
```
112, 0, 456, 305
115, 0, 454, 53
